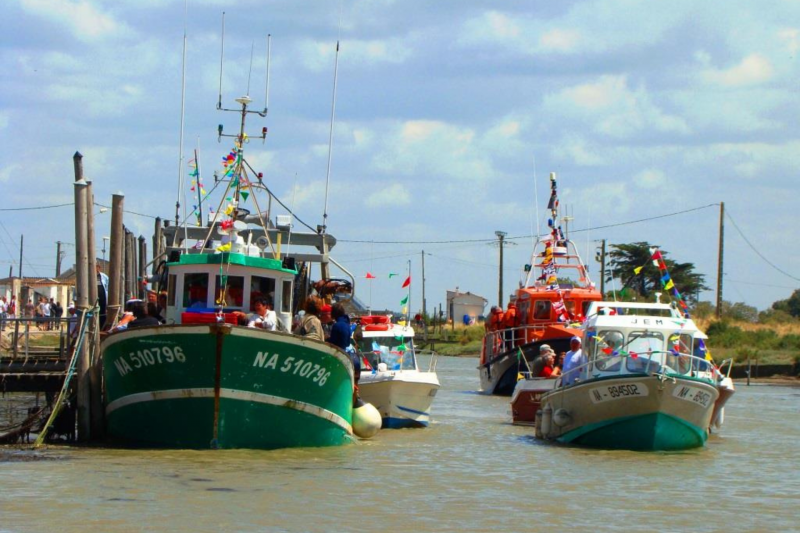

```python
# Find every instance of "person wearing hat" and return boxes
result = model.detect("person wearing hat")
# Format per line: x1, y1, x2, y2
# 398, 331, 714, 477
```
320, 303, 333, 341
562, 336, 586, 386
530, 344, 553, 377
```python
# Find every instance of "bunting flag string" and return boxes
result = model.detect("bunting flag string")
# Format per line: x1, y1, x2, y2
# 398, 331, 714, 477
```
400, 295, 408, 305
401, 276, 411, 288
365, 272, 376, 279
629, 247, 715, 364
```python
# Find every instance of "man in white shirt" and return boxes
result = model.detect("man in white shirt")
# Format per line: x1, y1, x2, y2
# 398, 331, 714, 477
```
561, 336, 586, 386
248, 297, 277, 331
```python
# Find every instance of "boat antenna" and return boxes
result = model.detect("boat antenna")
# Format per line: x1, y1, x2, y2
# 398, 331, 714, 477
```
217, 12, 225, 110
533, 155, 541, 240
246, 40, 255, 97
175, 0, 189, 250
321, 39, 340, 235
262, 34, 271, 117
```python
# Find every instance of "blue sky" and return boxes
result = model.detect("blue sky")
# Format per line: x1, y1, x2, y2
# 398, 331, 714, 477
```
1, 0, 798, 313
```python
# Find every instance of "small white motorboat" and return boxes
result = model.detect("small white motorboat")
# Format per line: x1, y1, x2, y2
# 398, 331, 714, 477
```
354, 316, 440, 428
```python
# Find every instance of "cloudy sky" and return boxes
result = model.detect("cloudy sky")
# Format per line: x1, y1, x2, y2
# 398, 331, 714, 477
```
1, 0, 798, 314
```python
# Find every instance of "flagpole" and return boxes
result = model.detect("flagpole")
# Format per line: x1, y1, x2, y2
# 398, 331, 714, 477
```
406, 259, 411, 326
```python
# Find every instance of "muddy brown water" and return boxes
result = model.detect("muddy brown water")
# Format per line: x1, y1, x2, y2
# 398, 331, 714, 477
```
2, 356, 798, 533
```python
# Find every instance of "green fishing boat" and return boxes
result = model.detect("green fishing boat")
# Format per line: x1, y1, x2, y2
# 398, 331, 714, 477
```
102, 82, 357, 448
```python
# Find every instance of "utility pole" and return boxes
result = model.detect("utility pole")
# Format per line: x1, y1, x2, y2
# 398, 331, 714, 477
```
18, 235, 23, 279
421, 250, 427, 318
716, 202, 724, 319
494, 231, 507, 307
56, 241, 64, 277
598, 239, 606, 297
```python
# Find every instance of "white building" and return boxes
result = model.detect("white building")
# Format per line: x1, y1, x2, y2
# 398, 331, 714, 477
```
446, 289, 488, 325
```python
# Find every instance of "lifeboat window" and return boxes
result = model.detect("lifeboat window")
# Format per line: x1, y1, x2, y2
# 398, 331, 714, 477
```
250, 276, 276, 312
215, 275, 244, 308
356, 338, 415, 370
565, 300, 576, 318
281, 279, 292, 313
167, 275, 177, 306
183, 273, 209, 308
533, 300, 551, 320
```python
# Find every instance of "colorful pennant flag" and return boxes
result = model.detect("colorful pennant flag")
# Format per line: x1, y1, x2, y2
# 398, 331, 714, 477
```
400, 295, 409, 305
401, 276, 411, 288
365, 272, 376, 279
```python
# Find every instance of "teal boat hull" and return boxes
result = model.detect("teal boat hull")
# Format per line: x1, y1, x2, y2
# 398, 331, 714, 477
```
559, 411, 707, 451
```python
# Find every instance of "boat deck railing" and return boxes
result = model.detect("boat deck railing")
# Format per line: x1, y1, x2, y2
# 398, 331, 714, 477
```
557, 351, 721, 388
481, 325, 552, 361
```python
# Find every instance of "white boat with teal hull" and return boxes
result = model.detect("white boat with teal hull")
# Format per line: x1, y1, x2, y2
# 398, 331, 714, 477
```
536, 302, 732, 451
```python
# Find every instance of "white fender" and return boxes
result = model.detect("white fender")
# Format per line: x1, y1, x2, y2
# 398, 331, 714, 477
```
553, 408, 572, 427
541, 404, 553, 439
352, 402, 382, 439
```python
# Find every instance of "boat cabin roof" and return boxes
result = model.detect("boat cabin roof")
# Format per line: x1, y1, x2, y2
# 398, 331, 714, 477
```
167, 251, 297, 275
584, 301, 700, 335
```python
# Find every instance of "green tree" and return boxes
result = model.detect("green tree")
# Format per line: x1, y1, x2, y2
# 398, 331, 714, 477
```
605, 242, 709, 305
771, 289, 800, 318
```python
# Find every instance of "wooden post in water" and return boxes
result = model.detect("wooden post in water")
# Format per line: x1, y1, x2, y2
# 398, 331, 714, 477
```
86, 181, 104, 439
73, 152, 91, 441
106, 194, 125, 329
138, 235, 147, 299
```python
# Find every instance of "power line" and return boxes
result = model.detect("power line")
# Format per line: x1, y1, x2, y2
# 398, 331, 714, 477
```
338, 203, 720, 244
725, 210, 800, 283
0, 202, 74, 211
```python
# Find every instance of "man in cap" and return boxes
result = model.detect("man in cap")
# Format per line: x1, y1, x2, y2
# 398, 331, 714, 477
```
530, 344, 553, 377
562, 336, 585, 386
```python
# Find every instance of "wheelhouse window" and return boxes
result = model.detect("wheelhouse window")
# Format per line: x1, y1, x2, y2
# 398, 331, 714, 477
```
626, 331, 664, 372
281, 279, 292, 313
183, 273, 209, 308
250, 276, 276, 312
356, 337, 416, 371
215, 275, 244, 308
592, 330, 625, 373
533, 300, 551, 320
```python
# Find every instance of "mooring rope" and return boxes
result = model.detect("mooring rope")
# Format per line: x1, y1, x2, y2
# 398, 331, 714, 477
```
32, 305, 94, 448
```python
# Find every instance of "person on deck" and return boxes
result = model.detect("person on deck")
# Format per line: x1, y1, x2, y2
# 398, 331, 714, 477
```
503, 301, 519, 350
530, 344, 552, 377
537, 351, 561, 378
127, 301, 161, 329
247, 297, 277, 331
96, 264, 109, 328
562, 336, 586, 386
320, 304, 333, 341
296, 296, 324, 342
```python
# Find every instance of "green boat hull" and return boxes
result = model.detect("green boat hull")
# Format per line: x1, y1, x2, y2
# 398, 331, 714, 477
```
102, 324, 354, 449
559, 412, 707, 451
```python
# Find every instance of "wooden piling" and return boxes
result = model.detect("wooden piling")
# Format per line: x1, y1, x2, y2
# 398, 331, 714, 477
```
138, 235, 147, 300
86, 181, 104, 439
106, 194, 124, 329
73, 152, 91, 441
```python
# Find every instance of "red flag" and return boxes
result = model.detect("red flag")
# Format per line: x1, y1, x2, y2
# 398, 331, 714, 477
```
365, 272, 376, 279
401, 276, 411, 288
651, 250, 662, 261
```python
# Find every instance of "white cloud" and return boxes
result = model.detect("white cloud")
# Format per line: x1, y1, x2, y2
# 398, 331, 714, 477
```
551, 135, 605, 167
20, 0, 130, 41
544, 76, 690, 139
366, 183, 411, 208
633, 169, 666, 190
702, 54, 774, 87
778, 28, 800, 55
539, 28, 581, 52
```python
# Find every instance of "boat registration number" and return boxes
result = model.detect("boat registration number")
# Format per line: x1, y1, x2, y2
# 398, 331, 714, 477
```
253, 352, 332, 387
114, 346, 186, 378
589, 382, 648, 404
673, 385, 713, 408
